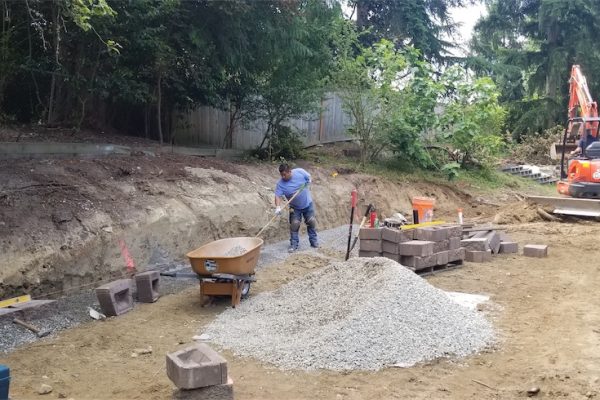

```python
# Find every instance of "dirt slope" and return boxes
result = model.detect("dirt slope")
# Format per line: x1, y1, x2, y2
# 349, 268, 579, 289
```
0, 154, 496, 298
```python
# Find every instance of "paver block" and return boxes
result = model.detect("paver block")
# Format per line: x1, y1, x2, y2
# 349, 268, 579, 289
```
95, 279, 134, 317
461, 238, 489, 252
359, 239, 382, 252
382, 252, 400, 262
382, 240, 399, 254
400, 254, 436, 270
465, 250, 492, 263
433, 240, 449, 253
166, 344, 228, 390
381, 228, 413, 243
414, 227, 449, 242
435, 251, 449, 266
135, 271, 160, 303
448, 236, 461, 250
499, 241, 519, 254
399, 240, 434, 256
172, 376, 234, 400
523, 244, 548, 258
359, 228, 382, 240
448, 247, 465, 262
358, 250, 381, 258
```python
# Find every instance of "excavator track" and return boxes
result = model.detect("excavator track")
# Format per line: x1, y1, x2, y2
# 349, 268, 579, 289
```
528, 195, 600, 217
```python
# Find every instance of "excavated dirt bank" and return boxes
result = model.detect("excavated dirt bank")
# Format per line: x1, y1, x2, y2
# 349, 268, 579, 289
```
0, 153, 499, 298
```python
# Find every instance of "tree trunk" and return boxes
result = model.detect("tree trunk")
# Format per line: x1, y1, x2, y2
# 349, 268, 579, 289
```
157, 74, 163, 145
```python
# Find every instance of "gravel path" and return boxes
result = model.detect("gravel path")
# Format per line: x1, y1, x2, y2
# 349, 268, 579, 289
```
203, 257, 495, 371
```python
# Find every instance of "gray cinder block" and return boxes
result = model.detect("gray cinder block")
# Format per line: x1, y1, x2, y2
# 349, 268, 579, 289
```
166, 344, 228, 390
135, 271, 160, 303
95, 279, 134, 316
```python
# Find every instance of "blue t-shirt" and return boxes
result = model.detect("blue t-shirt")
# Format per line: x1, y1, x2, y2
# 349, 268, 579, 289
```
275, 168, 312, 210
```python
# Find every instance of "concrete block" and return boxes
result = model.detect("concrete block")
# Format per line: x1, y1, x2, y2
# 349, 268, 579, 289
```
95, 279, 134, 317
166, 344, 228, 390
172, 376, 234, 400
358, 250, 381, 258
135, 271, 160, 303
499, 241, 518, 254
398, 240, 434, 256
435, 251, 449, 266
448, 236, 461, 250
461, 238, 489, 252
445, 225, 463, 238
359, 239, 382, 252
381, 228, 413, 243
414, 227, 448, 242
433, 240, 449, 253
448, 247, 465, 262
382, 240, 399, 254
523, 244, 548, 258
359, 228, 382, 240
486, 231, 502, 254
465, 250, 492, 263
400, 255, 436, 270
382, 252, 400, 262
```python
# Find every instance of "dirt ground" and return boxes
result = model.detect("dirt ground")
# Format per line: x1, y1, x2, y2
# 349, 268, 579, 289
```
2, 221, 600, 400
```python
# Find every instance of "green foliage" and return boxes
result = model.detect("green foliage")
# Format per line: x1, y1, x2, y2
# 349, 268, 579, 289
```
438, 66, 507, 167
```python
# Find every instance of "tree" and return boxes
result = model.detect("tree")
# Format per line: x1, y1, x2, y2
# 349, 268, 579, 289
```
349, 0, 472, 62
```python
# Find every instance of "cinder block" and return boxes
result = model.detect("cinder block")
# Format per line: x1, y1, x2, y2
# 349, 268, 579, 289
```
359, 228, 382, 240
166, 344, 228, 390
95, 279, 134, 317
382, 240, 399, 254
448, 247, 465, 262
436, 251, 449, 266
448, 236, 461, 250
414, 227, 448, 242
399, 240, 434, 256
381, 228, 413, 243
433, 240, 449, 253
172, 376, 234, 400
499, 241, 518, 254
135, 271, 160, 303
382, 252, 400, 262
523, 244, 548, 258
359, 250, 380, 258
461, 238, 489, 252
465, 250, 492, 263
400, 255, 436, 270
359, 239, 382, 252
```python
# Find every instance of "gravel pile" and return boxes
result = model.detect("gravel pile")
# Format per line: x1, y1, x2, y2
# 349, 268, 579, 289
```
224, 245, 247, 257
203, 257, 494, 371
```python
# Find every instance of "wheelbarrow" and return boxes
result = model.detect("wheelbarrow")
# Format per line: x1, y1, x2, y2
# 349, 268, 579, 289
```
162, 237, 263, 308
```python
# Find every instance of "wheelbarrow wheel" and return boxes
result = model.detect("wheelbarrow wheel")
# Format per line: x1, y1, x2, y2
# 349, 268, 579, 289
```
241, 281, 251, 299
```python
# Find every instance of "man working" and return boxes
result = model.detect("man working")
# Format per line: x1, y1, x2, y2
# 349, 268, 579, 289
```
274, 164, 318, 253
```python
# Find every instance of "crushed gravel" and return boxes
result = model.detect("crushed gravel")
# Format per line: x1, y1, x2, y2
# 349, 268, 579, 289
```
203, 257, 494, 371
224, 245, 247, 257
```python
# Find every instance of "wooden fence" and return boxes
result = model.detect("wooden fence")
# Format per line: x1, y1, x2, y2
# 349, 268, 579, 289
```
172, 94, 354, 150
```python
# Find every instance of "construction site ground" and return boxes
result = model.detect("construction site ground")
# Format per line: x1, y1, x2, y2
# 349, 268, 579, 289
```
1, 132, 598, 399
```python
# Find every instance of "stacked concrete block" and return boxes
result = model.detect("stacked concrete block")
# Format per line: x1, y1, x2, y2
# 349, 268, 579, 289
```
135, 271, 160, 303
167, 344, 228, 390
359, 228, 383, 257
523, 244, 548, 258
95, 279, 134, 317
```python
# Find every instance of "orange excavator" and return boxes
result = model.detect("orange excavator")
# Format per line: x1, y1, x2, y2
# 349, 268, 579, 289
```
530, 65, 600, 216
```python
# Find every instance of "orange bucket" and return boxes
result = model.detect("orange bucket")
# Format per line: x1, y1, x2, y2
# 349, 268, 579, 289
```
412, 197, 435, 223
